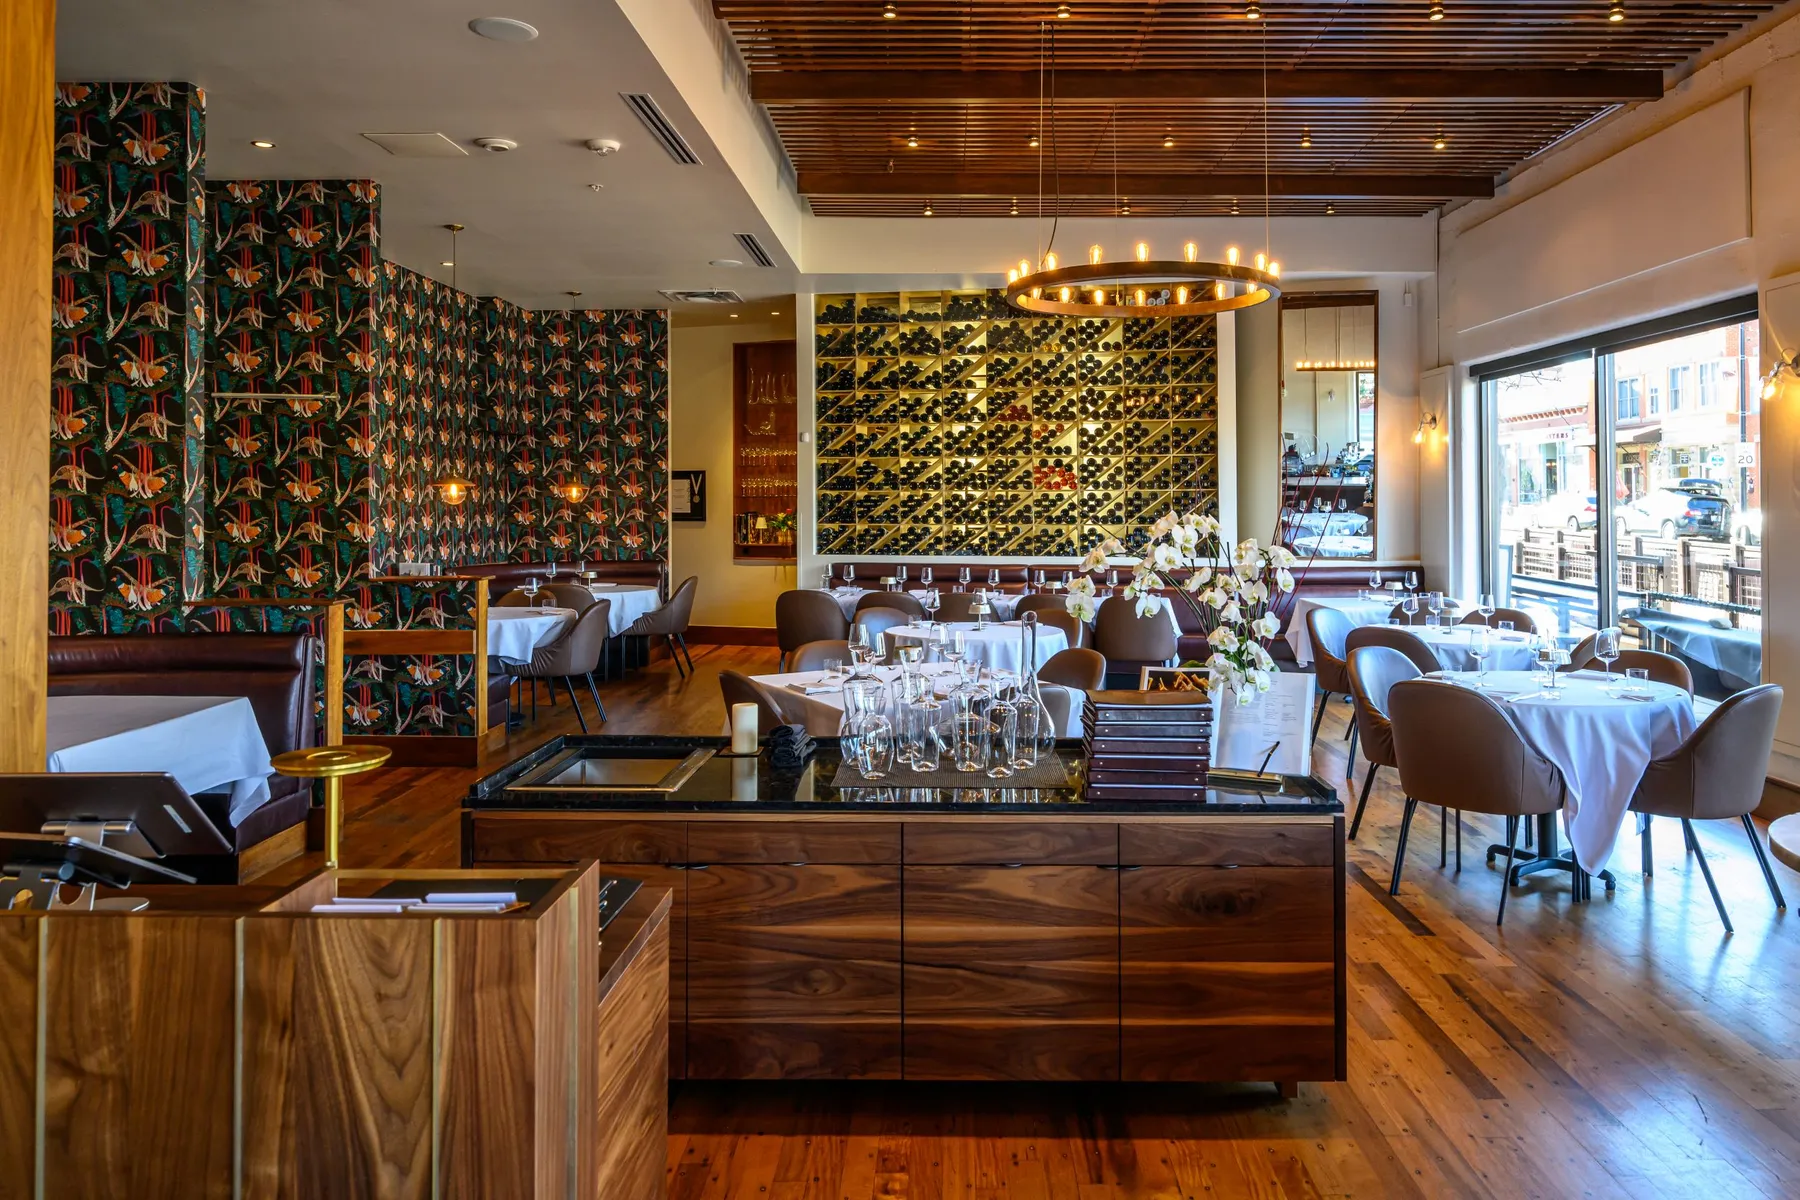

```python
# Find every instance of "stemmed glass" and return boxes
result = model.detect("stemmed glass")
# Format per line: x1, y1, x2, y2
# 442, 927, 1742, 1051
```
1427, 591, 1445, 628
848, 625, 872, 675
1477, 593, 1496, 627
1033, 568, 1047, 591
1595, 626, 1621, 687
921, 589, 940, 625
1368, 568, 1381, 599
1402, 594, 1420, 625
522, 576, 541, 607
1405, 570, 1420, 593
1061, 570, 1073, 590
941, 628, 967, 679
844, 564, 857, 587
546, 561, 559, 581
897, 565, 910, 587
1469, 627, 1492, 685
957, 566, 971, 592
821, 569, 834, 591
920, 566, 934, 588
1537, 644, 1571, 696
987, 568, 1001, 588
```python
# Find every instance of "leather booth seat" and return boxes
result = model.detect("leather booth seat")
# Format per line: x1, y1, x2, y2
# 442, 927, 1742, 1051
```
47, 634, 319, 873
460, 560, 665, 597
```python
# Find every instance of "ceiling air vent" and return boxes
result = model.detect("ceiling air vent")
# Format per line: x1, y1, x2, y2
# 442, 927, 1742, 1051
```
360, 132, 468, 158
733, 233, 775, 268
621, 93, 702, 165
660, 289, 743, 305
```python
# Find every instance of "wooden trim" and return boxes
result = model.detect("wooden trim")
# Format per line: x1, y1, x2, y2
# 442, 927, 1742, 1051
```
797, 170, 1496, 200
344, 734, 478, 767
0, 0, 52, 772
686, 625, 778, 646
322, 602, 344, 746
342, 630, 478, 656
473, 579, 489, 739
752, 68, 1665, 105
237, 822, 308, 884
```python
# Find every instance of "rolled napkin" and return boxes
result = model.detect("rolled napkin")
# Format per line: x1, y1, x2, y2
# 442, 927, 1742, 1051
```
767, 724, 816, 768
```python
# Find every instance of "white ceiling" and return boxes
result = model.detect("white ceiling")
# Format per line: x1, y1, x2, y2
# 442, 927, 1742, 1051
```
55, 0, 800, 310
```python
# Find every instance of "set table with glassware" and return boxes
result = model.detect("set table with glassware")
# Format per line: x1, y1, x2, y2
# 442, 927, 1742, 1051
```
485, 570, 664, 668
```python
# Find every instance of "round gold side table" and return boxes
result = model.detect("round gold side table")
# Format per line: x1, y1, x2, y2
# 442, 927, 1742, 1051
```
270, 745, 392, 868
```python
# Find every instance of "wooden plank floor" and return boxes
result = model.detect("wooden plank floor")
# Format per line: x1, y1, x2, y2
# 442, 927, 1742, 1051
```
276, 649, 1800, 1199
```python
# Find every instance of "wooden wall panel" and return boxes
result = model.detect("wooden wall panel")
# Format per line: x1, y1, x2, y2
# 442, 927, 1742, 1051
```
437, 920, 540, 1196
0, 921, 40, 1200
594, 901, 671, 1200
41, 917, 237, 1200
0, 0, 51, 769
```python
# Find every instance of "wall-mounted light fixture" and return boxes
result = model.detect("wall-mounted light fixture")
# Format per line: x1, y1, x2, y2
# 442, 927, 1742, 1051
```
1413, 413, 1440, 445
1760, 351, 1799, 400
434, 474, 475, 506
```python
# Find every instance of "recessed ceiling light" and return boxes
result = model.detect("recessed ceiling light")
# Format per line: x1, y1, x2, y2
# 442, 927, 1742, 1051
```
907, 135, 920, 148
729, 312, 740, 318
1608, 0, 1625, 20
1057, 3, 1072, 17
710, 258, 744, 268
1163, 134, 1176, 149
1027, 133, 1040, 149
771, 310, 782, 316
250, 139, 276, 149
883, 2, 897, 17
468, 16, 539, 42
1301, 129, 1312, 149
441, 260, 455, 267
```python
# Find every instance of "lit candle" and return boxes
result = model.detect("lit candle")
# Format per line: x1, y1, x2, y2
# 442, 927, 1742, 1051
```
730, 703, 759, 754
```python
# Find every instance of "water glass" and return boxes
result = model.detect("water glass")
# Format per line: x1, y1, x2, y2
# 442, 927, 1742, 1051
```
1405, 570, 1419, 591
1623, 666, 1650, 693
908, 612, 923, 629
852, 716, 895, 780
821, 657, 845, 684
951, 713, 988, 773
1496, 620, 1515, 637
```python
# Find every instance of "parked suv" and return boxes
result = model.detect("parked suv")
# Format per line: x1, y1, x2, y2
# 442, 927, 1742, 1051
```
1615, 482, 1731, 540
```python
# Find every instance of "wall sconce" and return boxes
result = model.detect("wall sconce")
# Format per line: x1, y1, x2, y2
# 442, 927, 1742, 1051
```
559, 479, 588, 503
1760, 352, 1799, 400
433, 475, 475, 506
1413, 413, 1439, 445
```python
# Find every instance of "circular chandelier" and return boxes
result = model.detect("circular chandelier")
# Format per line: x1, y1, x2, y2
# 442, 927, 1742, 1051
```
1006, 240, 1280, 318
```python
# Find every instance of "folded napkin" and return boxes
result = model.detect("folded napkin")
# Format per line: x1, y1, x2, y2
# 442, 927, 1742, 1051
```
1618, 692, 1658, 703
1568, 670, 1616, 681
768, 723, 815, 768
787, 682, 840, 695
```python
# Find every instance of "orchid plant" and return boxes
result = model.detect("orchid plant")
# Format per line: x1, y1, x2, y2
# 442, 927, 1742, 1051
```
1066, 511, 1298, 703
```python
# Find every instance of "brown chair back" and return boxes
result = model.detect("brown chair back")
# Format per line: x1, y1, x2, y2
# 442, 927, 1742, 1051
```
1459, 607, 1536, 633
1564, 632, 1599, 668
541, 581, 596, 613
718, 670, 786, 736
517, 600, 610, 677
1306, 606, 1354, 697
791, 639, 851, 673
1568, 647, 1693, 694
1039, 647, 1106, 691
1028, 608, 1087, 650
853, 608, 912, 662
1346, 646, 1422, 770
856, 589, 925, 619
1631, 684, 1782, 821
1388, 679, 1564, 817
1014, 594, 1073, 621
933, 591, 983, 623
1092, 596, 1177, 665
628, 576, 698, 636
777, 590, 851, 656
494, 589, 530, 608
1344, 625, 1439, 675
1040, 685, 1072, 737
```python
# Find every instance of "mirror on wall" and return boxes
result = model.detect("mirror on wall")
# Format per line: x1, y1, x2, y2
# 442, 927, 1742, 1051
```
1279, 292, 1378, 559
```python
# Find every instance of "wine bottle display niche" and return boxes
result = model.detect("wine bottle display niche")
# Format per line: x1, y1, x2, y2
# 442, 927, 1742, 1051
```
815, 290, 1219, 556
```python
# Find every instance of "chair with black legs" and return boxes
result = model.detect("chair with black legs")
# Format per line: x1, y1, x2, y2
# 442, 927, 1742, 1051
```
1387, 678, 1566, 924
1344, 646, 1422, 841
1304, 607, 1358, 756
1628, 683, 1785, 932
625, 576, 698, 677
512, 600, 611, 732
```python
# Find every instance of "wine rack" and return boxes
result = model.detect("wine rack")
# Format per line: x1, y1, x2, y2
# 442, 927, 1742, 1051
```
814, 290, 1218, 556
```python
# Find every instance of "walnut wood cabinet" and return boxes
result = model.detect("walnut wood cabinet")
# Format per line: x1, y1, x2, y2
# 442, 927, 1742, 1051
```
466, 811, 1346, 1086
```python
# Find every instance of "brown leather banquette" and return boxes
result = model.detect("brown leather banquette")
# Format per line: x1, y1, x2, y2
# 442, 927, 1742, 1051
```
47, 634, 317, 865
460, 559, 665, 598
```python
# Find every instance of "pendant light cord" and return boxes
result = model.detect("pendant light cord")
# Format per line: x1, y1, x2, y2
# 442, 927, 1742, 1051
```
1262, 17, 1270, 256
1047, 23, 1061, 265
1037, 22, 1044, 267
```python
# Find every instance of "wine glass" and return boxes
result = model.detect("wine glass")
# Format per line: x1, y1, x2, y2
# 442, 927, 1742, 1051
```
942, 628, 967, 678
897, 565, 910, 586
1478, 593, 1496, 627
844, 564, 856, 587
921, 589, 940, 625
1405, 570, 1419, 592
848, 625, 871, 674
1107, 569, 1119, 590
920, 566, 934, 588
1368, 568, 1381, 598
546, 561, 559, 580
821, 569, 834, 591
1402, 594, 1419, 624
1427, 591, 1444, 628
1537, 645, 1571, 695
1034, 568, 1047, 591
1595, 626, 1621, 684
1469, 627, 1492, 684
1061, 570, 1073, 590
522, 576, 540, 606
988, 568, 1001, 588
958, 566, 971, 592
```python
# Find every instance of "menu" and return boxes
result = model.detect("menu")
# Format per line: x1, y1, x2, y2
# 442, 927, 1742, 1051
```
1209, 671, 1315, 776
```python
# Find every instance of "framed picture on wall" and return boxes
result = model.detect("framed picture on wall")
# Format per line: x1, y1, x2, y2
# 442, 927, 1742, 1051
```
672, 470, 706, 522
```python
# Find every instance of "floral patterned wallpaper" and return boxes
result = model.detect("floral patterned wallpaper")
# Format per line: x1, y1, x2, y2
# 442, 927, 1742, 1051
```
208, 179, 382, 597
49, 82, 207, 634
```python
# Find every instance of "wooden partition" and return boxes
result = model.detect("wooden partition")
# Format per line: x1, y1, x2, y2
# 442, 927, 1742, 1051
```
341, 577, 490, 765
0, 864, 671, 1199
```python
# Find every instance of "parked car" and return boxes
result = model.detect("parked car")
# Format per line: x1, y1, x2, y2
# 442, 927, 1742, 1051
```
1615, 485, 1731, 540
1529, 492, 1598, 531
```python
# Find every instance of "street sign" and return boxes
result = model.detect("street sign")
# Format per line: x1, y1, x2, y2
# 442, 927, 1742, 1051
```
1734, 442, 1758, 468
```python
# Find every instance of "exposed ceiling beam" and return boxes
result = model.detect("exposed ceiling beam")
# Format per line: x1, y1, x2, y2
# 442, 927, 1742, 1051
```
797, 170, 1495, 200
752, 68, 1663, 105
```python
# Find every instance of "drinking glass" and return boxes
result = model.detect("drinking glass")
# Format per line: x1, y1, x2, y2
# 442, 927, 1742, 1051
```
1624, 666, 1650, 694
1496, 620, 1515, 637
844, 564, 856, 585
1107, 569, 1119, 589
958, 566, 971, 591
1369, 569, 1382, 591
1469, 627, 1492, 684
897, 565, 909, 585
1034, 568, 1047, 591
951, 712, 988, 772
1405, 570, 1419, 592
1427, 591, 1444, 627
920, 566, 933, 587
821, 569, 834, 590
907, 612, 923, 629
851, 716, 895, 780
1402, 595, 1419, 624
1537, 645, 1570, 694
546, 561, 559, 580
984, 683, 1019, 780
1061, 571, 1073, 590
1478, 593, 1496, 626
848, 626, 871, 674
1595, 626, 1621, 681
522, 576, 540, 605
921, 589, 940, 624
821, 657, 845, 685
988, 568, 1001, 587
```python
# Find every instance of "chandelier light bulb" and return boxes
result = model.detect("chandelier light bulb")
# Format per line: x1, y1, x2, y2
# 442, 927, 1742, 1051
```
1059, 286, 1073, 302
1135, 241, 1150, 263
1216, 281, 1228, 299
1269, 261, 1281, 278
1254, 251, 1267, 270
1008, 268, 1020, 283
1176, 286, 1189, 304
1135, 288, 1147, 306
1226, 246, 1240, 265
1043, 251, 1058, 270
1019, 258, 1032, 278
1184, 242, 1198, 263
1095, 289, 1107, 304
1089, 243, 1104, 265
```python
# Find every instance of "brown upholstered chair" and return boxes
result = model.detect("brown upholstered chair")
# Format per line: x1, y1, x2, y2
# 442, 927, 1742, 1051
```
512, 600, 611, 731
852, 608, 912, 664
1567, 646, 1694, 693
1629, 684, 1785, 931
625, 575, 698, 676
1345, 624, 1439, 676
1459, 606, 1536, 633
541, 581, 596, 613
1091, 596, 1177, 685
1029, 608, 1088, 652
1015, 593, 1088, 644
933, 591, 985, 623
1388, 679, 1566, 923
1564, 631, 1598, 669
1013, 593, 1074, 621
855, 589, 925, 619
494, 589, 530, 608
1305, 607, 1357, 752
791, 639, 851, 673
776, 590, 850, 670
1040, 647, 1106, 691
718, 670, 786, 736
1344, 646, 1423, 841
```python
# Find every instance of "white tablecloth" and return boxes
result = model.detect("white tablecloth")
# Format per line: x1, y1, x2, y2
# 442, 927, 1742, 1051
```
46, 695, 274, 826
1437, 670, 1697, 871
754, 664, 1084, 738
588, 584, 662, 637
885, 620, 1068, 674
825, 586, 1021, 622
487, 607, 575, 665
1408, 625, 1541, 672
1285, 595, 1402, 665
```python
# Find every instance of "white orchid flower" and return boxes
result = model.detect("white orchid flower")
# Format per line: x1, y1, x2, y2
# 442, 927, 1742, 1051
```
1067, 575, 1096, 598
1207, 627, 1240, 652
1253, 612, 1280, 639
1275, 567, 1295, 592
1152, 542, 1183, 571
1067, 594, 1098, 621
1149, 511, 1179, 539
1219, 601, 1243, 625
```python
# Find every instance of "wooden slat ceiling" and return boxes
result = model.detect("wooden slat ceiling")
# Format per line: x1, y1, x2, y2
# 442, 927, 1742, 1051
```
714, 0, 1778, 214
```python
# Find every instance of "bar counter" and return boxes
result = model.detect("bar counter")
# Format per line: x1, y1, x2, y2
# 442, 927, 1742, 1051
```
466, 736, 1346, 1091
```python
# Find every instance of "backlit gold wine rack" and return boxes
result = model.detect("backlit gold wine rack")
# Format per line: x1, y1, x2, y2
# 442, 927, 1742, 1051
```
814, 290, 1219, 556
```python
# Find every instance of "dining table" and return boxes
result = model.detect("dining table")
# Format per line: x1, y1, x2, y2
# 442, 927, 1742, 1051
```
752, 663, 1085, 739
1285, 593, 1413, 665
487, 606, 576, 666
1405, 624, 1542, 672
1430, 669, 1697, 885
883, 619, 1068, 675
587, 582, 662, 637
825, 585, 1023, 622
46, 694, 274, 826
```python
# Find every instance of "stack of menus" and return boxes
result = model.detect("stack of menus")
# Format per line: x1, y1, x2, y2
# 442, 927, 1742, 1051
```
1081, 690, 1213, 802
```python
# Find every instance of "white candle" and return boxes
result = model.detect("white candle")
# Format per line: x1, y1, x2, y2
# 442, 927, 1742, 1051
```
730, 703, 759, 754
732, 756, 759, 802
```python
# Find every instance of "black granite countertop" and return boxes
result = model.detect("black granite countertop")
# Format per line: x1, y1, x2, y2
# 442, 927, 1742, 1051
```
466, 735, 1341, 815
